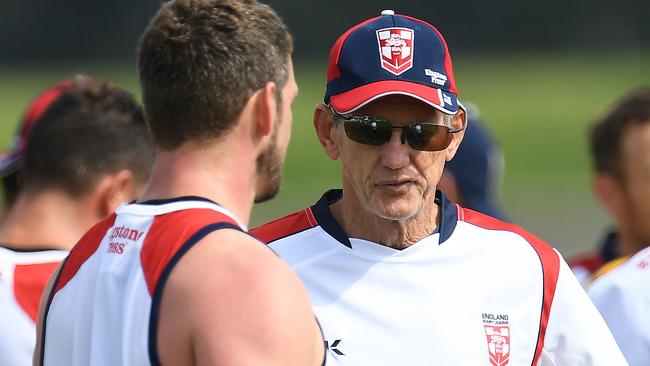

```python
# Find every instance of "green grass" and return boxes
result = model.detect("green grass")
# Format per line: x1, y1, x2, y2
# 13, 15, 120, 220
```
1, 53, 649, 256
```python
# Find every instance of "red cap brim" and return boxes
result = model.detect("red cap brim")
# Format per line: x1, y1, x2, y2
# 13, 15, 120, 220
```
329, 80, 458, 115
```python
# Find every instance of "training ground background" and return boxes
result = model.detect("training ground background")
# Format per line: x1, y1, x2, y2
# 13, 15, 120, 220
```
1, 53, 649, 257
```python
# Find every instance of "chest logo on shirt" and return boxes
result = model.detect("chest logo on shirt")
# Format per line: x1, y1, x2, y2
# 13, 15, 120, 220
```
482, 313, 510, 366
107, 225, 144, 255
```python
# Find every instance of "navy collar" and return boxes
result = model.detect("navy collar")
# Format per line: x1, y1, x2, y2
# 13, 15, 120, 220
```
310, 189, 458, 249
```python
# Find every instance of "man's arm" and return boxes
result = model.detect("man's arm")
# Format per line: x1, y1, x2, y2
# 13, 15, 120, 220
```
157, 228, 324, 366
540, 255, 627, 365
33, 263, 62, 366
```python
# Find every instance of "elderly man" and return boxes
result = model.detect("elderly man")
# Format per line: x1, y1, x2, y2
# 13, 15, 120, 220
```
253, 10, 625, 365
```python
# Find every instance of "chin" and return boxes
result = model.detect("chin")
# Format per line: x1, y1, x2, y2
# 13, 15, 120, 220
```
372, 203, 419, 221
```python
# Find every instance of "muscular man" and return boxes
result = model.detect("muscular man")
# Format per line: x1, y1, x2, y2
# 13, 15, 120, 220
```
36, 1, 324, 365
253, 10, 626, 365
0, 74, 154, 365
585, 87, 650, 365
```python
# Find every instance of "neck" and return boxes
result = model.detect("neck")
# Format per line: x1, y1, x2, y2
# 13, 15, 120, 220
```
140, 140, 257, 227
0, 191, 100, 251
616, 228, 647, 258
331, 189, 440, 250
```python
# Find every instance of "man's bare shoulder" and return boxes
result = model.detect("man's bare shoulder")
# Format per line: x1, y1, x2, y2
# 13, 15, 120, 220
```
157, 228, 324, 366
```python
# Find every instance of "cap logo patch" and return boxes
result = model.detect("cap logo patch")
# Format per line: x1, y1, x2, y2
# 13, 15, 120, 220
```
376, 27, 414, 75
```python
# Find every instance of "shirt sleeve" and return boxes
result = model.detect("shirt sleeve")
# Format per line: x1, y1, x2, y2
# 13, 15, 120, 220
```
587, 263, 650, 366
540, 252, 628, 366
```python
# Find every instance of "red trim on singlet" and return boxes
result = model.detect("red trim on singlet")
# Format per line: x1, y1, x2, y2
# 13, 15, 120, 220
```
460, 208, 560, 366
140, 209, 238, 295
13, 261, 61, 322
53, 214, 117, 295
250, 208, 317, 245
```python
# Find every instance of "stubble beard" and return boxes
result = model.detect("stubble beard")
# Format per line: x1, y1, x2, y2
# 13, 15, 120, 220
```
254, 122, 284, 204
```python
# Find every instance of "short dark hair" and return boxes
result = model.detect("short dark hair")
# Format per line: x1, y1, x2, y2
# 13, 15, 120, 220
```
590, 87, 650, 179
22, 74, 155, 197
137, 0, 293, 150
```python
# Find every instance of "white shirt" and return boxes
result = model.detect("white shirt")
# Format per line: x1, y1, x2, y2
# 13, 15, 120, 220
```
588, 245, 650, 366
0, 247, 66, 366
253, 190, 627, 366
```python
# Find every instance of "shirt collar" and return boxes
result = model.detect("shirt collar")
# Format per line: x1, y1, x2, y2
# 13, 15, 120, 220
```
310, 189, 458, 249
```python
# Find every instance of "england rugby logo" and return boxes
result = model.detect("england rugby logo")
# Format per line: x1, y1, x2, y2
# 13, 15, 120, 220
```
376, 27, 414, 75
482, 313, 511, 366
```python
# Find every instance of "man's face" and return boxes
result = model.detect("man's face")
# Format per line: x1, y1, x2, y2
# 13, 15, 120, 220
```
331, 95, 462, 221
617, 122, 650, 244
255, 58, 298, 203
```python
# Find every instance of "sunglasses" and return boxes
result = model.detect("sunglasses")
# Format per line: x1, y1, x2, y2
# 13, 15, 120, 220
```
330, 108, 464, 151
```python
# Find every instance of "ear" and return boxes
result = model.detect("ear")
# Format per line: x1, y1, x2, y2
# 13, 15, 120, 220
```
93, 170, 137, 219
254, 81, 278, 138
445, 108, 467, 161
592, 173, 625, 220
313, 104, 340, 160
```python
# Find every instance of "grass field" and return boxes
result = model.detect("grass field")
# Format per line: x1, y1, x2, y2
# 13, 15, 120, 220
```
1, 52, 649, 256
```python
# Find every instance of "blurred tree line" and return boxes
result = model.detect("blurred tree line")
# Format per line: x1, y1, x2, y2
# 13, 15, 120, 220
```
1, 0, 648, 63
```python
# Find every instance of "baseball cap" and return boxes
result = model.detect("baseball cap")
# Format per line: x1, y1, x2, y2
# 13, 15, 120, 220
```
0, 80, 73, 176
325, 10, 461, 115
445, 104, 506, 220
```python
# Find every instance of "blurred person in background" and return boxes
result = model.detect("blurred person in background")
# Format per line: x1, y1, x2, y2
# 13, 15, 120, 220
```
569, 88, 650, 285
36, 1, 324, 365
254, 10, 626, 365
0, 74, 154, 365
438, 103, 507, 221
0, 80, 73, 219
583, 87, 650, 365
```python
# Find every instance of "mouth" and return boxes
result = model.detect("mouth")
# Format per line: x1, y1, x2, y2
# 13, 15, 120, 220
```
376, 179, 416, 191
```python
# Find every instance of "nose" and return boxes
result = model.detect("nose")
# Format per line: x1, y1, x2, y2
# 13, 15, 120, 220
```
380, 129, 410, 169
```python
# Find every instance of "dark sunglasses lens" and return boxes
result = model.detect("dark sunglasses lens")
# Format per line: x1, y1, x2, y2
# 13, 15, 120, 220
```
343, 119, 392, 146
404, 124, 452, 151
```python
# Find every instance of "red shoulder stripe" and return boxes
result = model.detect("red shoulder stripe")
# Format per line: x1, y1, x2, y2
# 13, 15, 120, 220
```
140, 209, 237, 295
53, 214, 117, 295
13, 261, 61, 322
460, 208, 560, 366
250, 208, 317, 244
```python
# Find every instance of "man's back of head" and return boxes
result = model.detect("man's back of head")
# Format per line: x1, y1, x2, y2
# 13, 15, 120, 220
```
23, 74, 153, 199
137, 0, 294, 151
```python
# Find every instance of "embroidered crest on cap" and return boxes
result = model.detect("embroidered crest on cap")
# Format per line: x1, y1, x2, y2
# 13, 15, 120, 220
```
376, 27, 414, 76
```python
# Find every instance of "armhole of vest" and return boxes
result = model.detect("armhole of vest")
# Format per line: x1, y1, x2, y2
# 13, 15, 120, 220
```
316, 316, 327, 366
148, 222, 244, 366
39, 256, 69, 365
530, 247, 560, 366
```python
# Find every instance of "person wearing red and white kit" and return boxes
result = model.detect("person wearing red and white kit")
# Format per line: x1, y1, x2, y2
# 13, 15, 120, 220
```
36, 1, 324, 365
253, 10, 626, 366
0, 74, 154, 365
585, 87, 650, 366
